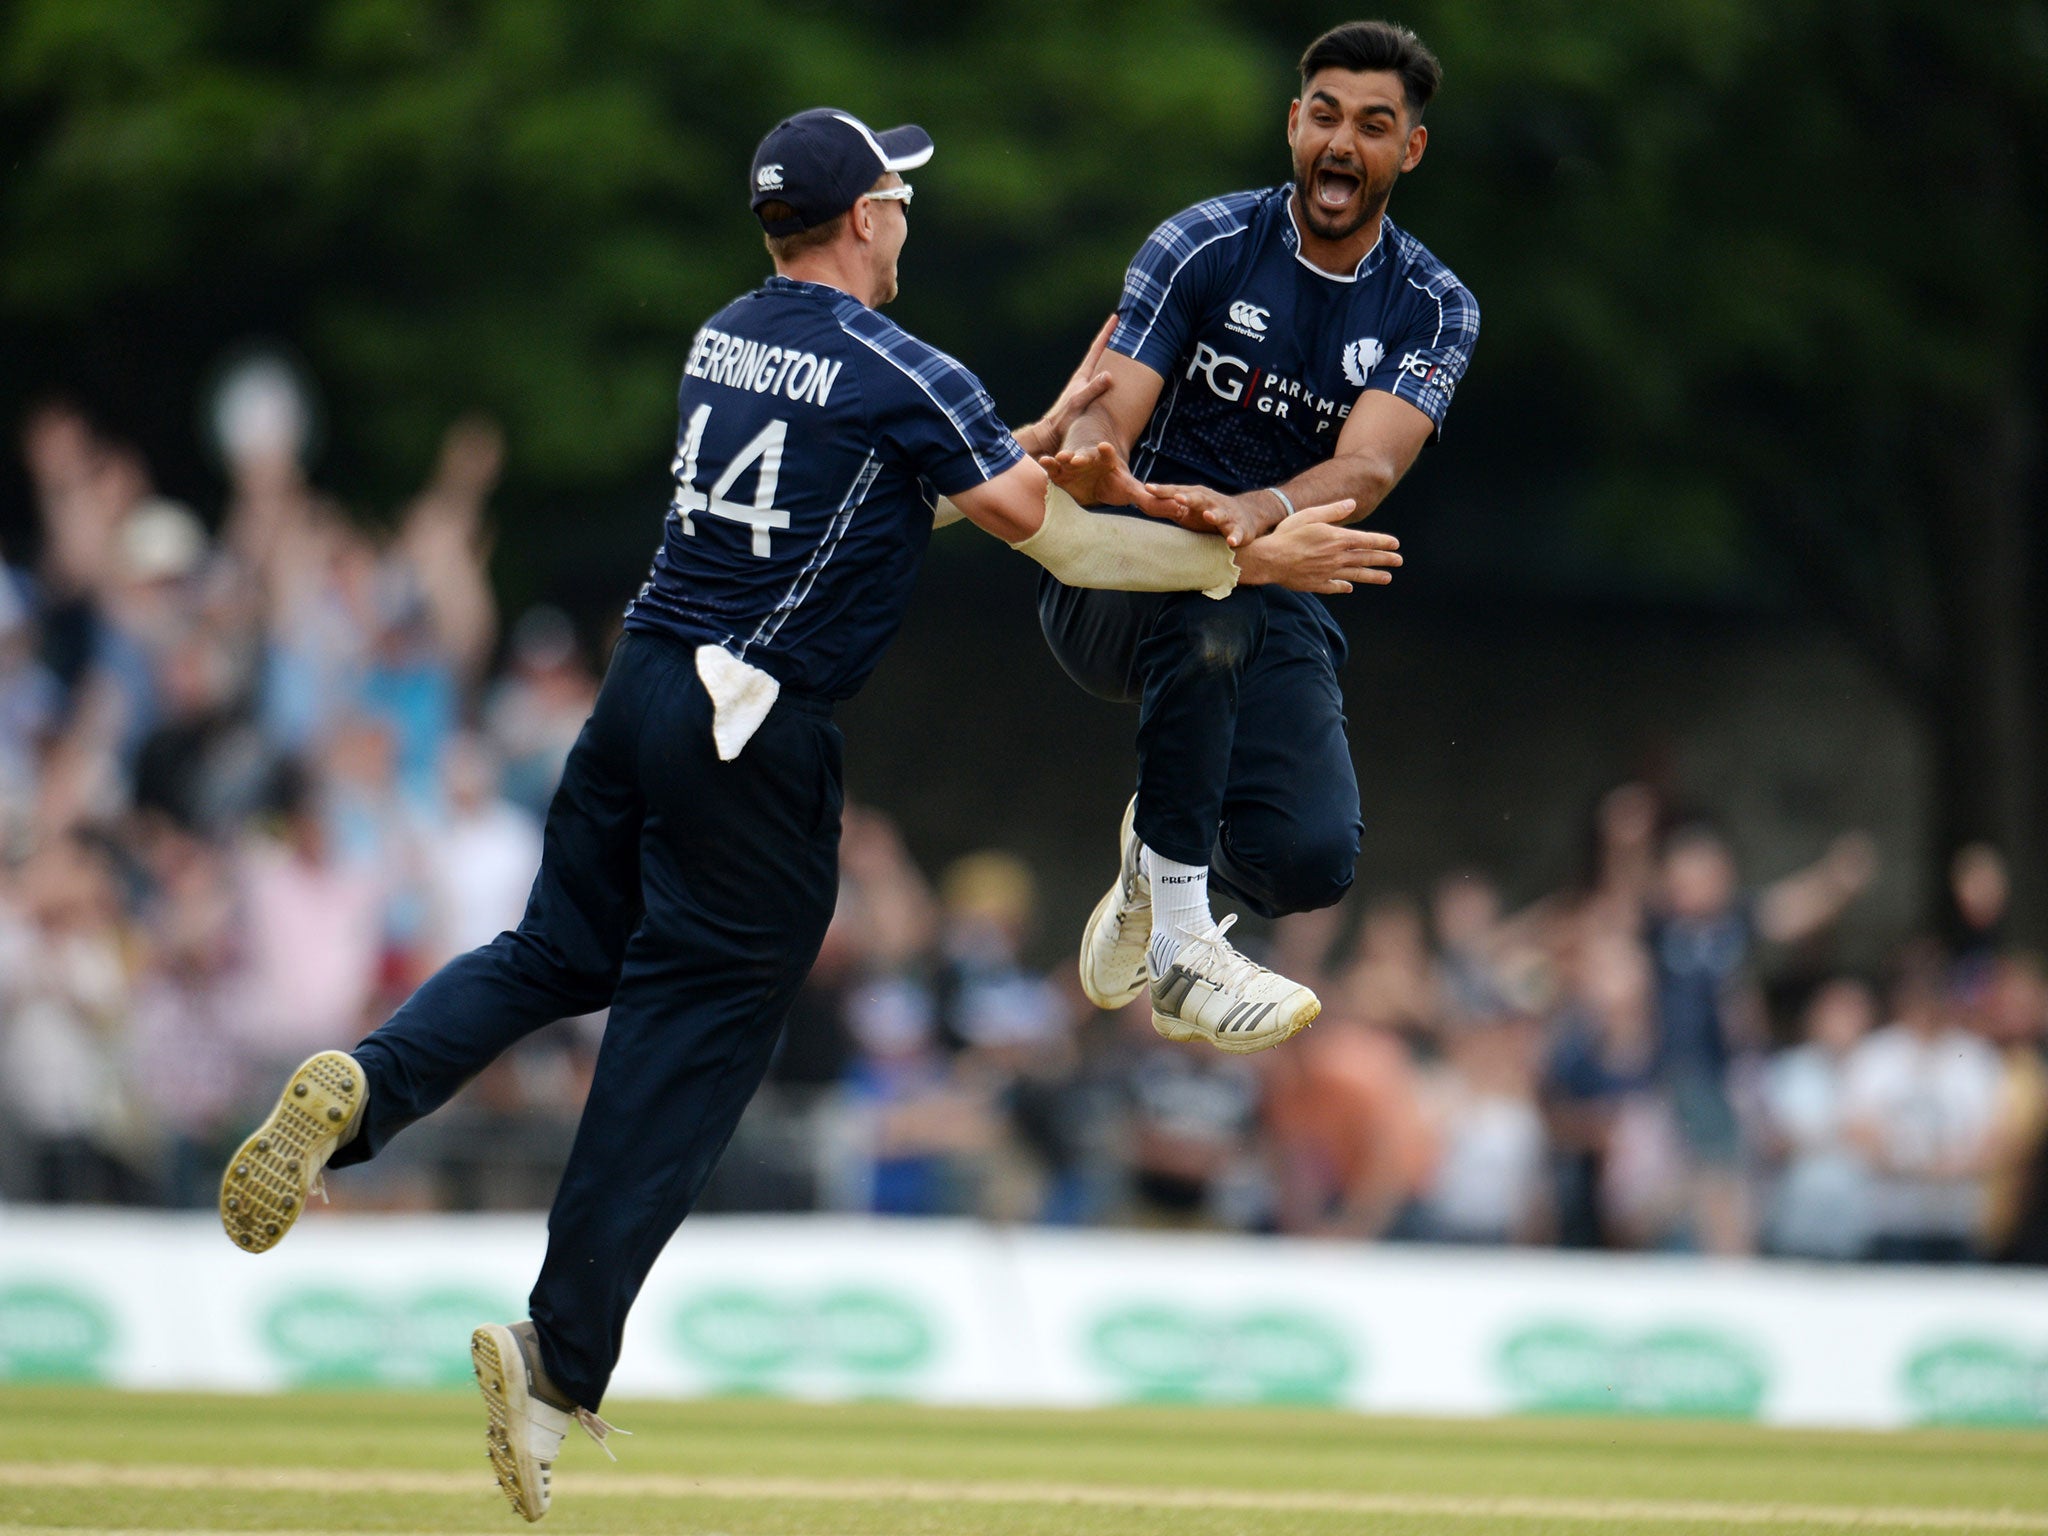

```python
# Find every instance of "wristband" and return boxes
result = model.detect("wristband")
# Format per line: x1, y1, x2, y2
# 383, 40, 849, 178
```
1264, 486, 1297, 520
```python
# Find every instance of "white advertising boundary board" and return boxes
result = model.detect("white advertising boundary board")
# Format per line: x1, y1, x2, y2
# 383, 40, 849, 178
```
1, 1210, 2045, 1429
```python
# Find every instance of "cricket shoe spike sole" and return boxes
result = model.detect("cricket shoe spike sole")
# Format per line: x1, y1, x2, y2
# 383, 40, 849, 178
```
1149, 914, 1321, 1055
1079, 795, 1150, 1010
219, 1049, 365, 1253
473, 1323, 563, 1523
473, 1322, 627, 1524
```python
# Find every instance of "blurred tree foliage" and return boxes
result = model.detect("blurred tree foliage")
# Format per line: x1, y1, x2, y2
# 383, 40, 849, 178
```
1368, 0, 2048, 885
1, 0, 2043, 908
0, 0, 1284, 593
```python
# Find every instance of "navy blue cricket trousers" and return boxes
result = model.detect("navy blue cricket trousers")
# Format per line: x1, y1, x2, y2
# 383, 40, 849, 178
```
1037, 576, 1361, 918
330, 630, 842, 1409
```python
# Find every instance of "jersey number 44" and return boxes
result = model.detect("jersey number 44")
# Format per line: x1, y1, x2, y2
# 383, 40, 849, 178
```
668, 403, 792, 557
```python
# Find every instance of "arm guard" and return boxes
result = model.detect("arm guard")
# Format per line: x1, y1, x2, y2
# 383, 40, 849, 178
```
1003, 484, 1238, 599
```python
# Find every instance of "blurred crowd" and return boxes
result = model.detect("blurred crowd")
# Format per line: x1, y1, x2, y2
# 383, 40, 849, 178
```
0, 367, 596, 1208
727, 793, 2048, 1265
4, 371, 2047, 1266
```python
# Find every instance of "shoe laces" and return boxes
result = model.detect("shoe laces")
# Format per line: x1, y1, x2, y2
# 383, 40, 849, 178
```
1177, 914, 1263, 993
575, 1407, 630, 1462
307, 1136, 342, 1204
1111, 855, 1150, 931
1109, 895, 1147, 945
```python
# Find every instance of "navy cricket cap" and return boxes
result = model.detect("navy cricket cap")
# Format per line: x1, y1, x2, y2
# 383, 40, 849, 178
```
750, 108, 933, 236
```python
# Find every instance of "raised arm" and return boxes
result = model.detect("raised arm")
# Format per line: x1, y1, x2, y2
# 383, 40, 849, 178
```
1755, 832, 1877, 945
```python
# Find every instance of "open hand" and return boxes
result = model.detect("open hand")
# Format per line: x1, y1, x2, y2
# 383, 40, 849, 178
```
1136, 482, 1278, 547
1039, 436, 1162, 511
1234, 500, 1402, 594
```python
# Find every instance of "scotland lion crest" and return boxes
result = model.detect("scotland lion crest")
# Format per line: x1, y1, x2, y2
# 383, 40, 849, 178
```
1341, 337, 1385, 388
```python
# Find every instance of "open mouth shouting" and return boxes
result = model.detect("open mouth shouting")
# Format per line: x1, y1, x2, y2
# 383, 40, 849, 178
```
1312, 162, 1362, 215
1298, 156, 1376, 240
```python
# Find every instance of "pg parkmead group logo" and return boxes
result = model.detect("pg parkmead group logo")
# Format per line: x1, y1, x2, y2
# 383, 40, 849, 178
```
1498, 1321, 1769, 1419
1085, 1303, 1355, 1405
261, 1285, 519, 1387
671, 1286, 935, 1385
1905, 1338, 2048, 1425
1341, 337, 1385, 387
0, 1280, 115, 1382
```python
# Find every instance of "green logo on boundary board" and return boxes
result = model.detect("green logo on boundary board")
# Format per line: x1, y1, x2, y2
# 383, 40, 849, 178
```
1498, 1322, 1768, 1418
0, 1281, 115, 1382
1085, 1305, 1355, 1405
671, 1287, 936, 1383
1905, 1339, 2048, 1425
261, 1286, 518, 1386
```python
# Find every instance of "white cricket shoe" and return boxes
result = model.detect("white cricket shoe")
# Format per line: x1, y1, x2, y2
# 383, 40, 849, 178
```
471, 1321, 625, 1523
219, 1050, 365, 1253
1150, 915, 1320, 1054
1079, 796, 1150, 1009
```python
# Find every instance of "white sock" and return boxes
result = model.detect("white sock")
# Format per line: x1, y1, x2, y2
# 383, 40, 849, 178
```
1143, 846, 1211, 977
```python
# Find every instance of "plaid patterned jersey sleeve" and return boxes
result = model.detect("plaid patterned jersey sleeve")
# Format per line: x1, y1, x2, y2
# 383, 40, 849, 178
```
1108, 193, 1262, 378
838, 307, 1025, 496
1364, 234, 1481, 430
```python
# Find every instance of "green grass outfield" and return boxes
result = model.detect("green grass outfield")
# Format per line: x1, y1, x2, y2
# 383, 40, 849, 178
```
3, 1386, 2045, 1536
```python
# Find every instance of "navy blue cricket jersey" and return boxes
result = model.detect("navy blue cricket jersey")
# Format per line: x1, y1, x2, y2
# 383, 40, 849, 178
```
1111, 188, 1478, 494
624, 276, 1023, 700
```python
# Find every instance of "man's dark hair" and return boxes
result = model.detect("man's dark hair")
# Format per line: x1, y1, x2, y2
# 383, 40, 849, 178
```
1299, 21, 1442, 119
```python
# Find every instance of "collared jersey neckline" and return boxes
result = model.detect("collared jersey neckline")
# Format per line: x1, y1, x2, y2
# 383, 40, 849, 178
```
1279, 191, 1388, 284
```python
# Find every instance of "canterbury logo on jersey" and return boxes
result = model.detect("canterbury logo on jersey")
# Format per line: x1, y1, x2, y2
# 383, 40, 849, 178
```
684, 327, 844, 407
1225, 300, 1269, 340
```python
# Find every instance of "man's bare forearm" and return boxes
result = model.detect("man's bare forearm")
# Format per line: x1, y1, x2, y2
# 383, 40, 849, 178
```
1060, 401, 1133, 458
1249, 450, 1404, 537
1284, 450, 1403, 518
1152, 448, 1413, 550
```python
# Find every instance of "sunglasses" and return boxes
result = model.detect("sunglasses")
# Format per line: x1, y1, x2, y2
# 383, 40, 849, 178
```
863, 183, 914, 207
